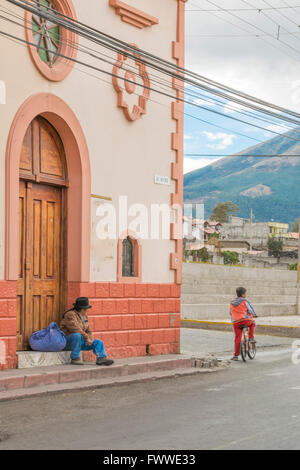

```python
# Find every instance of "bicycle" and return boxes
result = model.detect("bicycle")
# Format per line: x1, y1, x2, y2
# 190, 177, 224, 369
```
240, 325, 256, 362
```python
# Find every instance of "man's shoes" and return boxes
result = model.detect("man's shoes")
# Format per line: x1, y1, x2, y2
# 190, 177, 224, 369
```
96, 357, 114, 366
71, 357, 84, 365
231, 356, 239, 361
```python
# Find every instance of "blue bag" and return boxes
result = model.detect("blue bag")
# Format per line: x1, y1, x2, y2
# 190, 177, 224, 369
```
29, 322, 67, 352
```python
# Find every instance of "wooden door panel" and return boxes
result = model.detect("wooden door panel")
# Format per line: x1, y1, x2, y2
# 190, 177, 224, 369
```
33, 198, 42, 279
46, 295, 55, 326
46, 201, 55, 278
20, 124, 33, 173
32, 295, 42, 333
40, 123, 64, 178
18, 116, 66, 351
17, 182, 62, 350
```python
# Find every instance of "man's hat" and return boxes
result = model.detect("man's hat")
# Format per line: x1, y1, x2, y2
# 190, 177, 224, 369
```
73, 297, 92, 310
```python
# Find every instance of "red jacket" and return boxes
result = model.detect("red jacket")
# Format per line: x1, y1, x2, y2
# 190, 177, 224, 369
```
230, 298, 257, 324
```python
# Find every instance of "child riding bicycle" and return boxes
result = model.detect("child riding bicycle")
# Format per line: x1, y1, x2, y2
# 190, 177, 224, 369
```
230, 287, 258, 361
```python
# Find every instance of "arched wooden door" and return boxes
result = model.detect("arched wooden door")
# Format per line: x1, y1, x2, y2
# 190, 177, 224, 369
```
17, 117, 68, 350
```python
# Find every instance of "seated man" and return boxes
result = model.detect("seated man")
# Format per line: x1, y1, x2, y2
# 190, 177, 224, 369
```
60, 297, 114, 366
230, 287, 258, 361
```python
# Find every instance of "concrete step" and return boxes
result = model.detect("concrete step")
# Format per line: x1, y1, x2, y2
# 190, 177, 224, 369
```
181, 294, 297, 305
183, 263, 297, 282
17, 351, 72, 369
182, 285, 297, 296
181, 303, 296, 320
182, 277, 298, 288
0, 355, 194, 396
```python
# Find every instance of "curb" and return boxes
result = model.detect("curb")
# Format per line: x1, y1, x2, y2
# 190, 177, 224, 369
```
181, 320, 300, 338
0, 363, 230, 403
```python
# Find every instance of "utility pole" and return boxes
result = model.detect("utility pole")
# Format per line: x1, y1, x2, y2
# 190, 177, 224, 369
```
249, 208, 253, 251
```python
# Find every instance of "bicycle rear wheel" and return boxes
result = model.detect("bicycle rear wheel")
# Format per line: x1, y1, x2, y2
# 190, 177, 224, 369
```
247, 342, 256, 360
240, 341, 247, 362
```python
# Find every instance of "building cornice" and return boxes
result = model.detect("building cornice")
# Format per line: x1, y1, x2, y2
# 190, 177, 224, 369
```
109, 0, 159, 29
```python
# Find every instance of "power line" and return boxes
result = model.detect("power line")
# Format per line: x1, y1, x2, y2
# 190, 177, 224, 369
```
185, 153, 300, 157
187, 5, 300, 12
1, 4, 294, 143
240, 0, 300, 43
188, 1, 300, 65
2, 7, 296, 157
9, 0, 300, 123
260, 0, 300, 27
1, 26, 286, 142
1, 5, 293, 135
6, 29, 300, 142
2, 4, 298, 151
4, 0, 300, 145
193, 0, 300, 60
186, 31, 300, 37
0, 19, 264, 147
281, 0, 300, 19
203, 0, 300, 55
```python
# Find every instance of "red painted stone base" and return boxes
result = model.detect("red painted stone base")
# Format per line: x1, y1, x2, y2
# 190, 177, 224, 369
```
0, 281, 17, 370
69, 282, 181, 361
0, 281, 181, 369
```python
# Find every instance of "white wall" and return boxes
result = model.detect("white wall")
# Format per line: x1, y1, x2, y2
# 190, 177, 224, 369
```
0, 0, 179, 283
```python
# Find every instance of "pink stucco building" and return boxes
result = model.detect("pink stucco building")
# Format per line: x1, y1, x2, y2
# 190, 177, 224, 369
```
0, 0, 187, 369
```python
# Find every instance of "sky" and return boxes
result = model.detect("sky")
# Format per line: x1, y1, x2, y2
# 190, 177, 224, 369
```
184, 0, 300, 174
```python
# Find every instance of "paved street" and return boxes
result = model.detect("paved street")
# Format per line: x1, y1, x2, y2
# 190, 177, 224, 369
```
0, 329, 299, 450
181, 327, 295, 357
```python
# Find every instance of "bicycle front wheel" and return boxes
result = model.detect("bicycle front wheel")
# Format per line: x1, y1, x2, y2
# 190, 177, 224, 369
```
247, 342, 256, 360
240, 341, 247, 362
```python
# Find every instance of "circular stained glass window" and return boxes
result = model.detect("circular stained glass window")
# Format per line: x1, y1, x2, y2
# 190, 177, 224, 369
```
32, 0, 60, 67
25, 0, 78, 81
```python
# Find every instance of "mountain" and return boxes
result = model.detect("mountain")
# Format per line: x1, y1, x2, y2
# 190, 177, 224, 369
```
183, 127, 300, 226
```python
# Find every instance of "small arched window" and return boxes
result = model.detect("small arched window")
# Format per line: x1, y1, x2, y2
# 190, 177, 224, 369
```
122, 237, 134, 277
117, 232, 142, 283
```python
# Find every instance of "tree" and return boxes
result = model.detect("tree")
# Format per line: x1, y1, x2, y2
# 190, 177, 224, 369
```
211, 202, 240, 223
289, 263, 298, 271
292, 219, 300, 233
267, 236, 283, 258
197, 247, 210, 263
222, 251, 240, 265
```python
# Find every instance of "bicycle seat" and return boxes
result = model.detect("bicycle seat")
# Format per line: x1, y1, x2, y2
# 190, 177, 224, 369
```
240, 325, 249, 330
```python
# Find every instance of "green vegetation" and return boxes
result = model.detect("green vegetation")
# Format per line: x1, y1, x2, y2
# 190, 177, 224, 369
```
292, 219, 300, 233
267, 236, 283, 258
289, 263, 298, 271
197, 247, 210, 263
222, 251, 240, 265
211, 202, 240, 223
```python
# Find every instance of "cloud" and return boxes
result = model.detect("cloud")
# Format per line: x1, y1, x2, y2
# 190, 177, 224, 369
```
264, 124, 290, 137
202, 131, 237, 150
184, 134, 193, 140
184, 157, 221, 174
185, 3, 300, 114
223, 101, 248, 114
193, 97, 215, 108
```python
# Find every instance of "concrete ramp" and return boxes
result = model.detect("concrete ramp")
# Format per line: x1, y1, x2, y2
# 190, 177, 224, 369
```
181, 263, 298, 320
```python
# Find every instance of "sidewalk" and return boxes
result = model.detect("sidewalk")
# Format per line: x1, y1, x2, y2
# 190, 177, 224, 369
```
182, 315, 300, 338
0, 354, 229, 403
